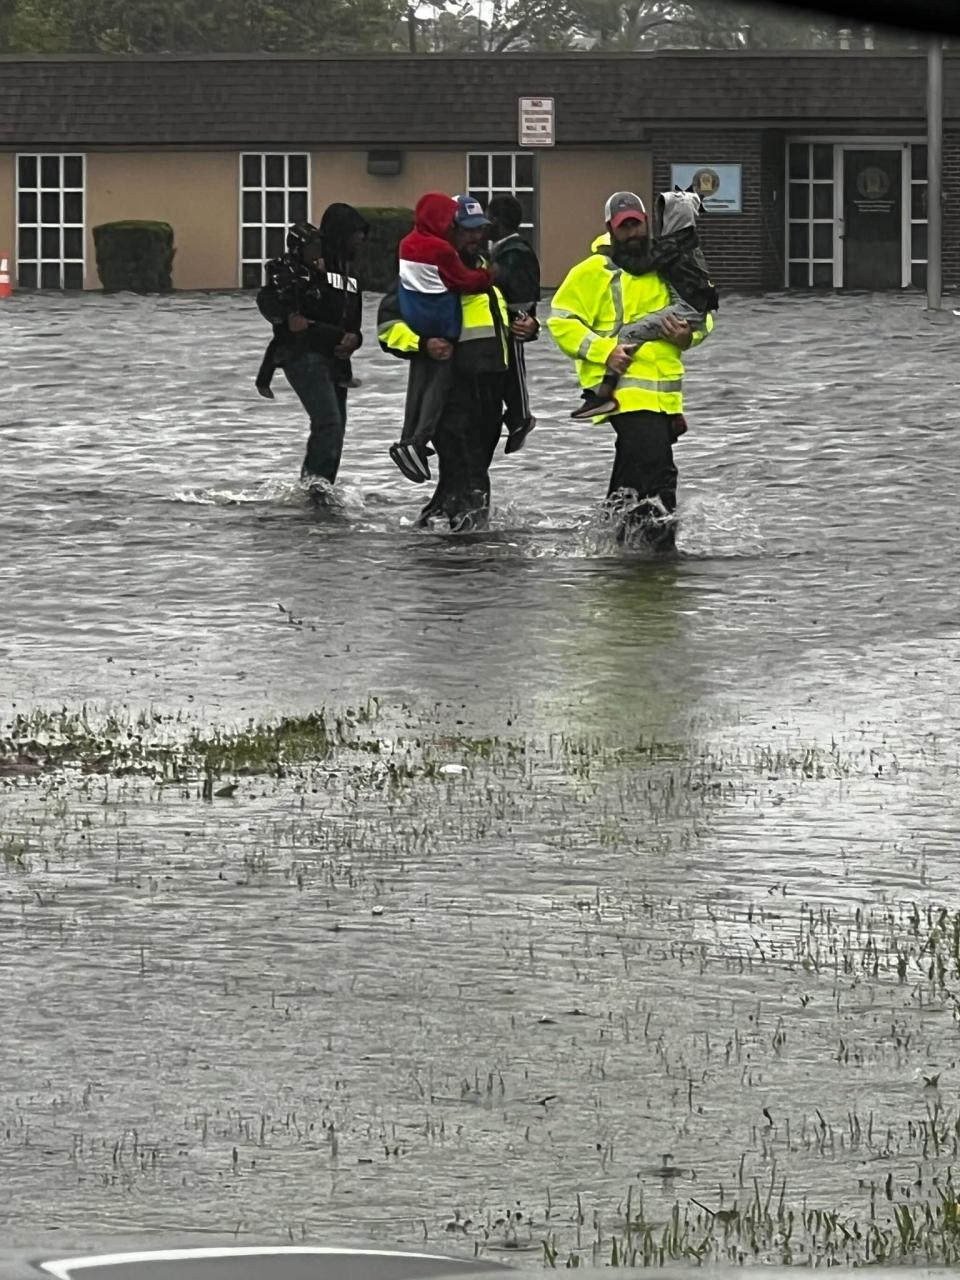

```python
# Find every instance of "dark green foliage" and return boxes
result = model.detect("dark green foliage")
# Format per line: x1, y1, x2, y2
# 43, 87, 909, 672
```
354, 206, 414, 292
93, 220, 175, 293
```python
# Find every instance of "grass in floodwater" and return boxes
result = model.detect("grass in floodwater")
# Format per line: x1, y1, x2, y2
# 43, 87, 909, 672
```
3, 701, 960, 1260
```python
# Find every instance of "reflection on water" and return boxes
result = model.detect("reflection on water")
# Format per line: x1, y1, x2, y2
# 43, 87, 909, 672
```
2, 290, 960, 1257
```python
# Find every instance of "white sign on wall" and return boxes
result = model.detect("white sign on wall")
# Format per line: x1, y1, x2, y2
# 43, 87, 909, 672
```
518, 97, 555, 148
670, 163, 743, 214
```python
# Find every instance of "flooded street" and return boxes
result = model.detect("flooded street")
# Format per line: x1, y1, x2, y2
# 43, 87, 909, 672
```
3, 289, 960, 1263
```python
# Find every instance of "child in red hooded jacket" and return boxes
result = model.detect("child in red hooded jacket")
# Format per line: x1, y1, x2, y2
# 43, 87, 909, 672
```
389, 193, 494, 483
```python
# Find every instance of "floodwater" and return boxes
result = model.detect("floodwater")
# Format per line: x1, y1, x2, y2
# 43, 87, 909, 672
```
3, 290, 960, 1262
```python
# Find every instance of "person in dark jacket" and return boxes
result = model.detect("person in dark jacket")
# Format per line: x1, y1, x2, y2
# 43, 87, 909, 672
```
486, 195, 540, 454
256, 204, 369, 486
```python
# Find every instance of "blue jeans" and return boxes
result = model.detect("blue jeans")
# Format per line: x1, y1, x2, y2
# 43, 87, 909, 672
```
282, 351, 348, 483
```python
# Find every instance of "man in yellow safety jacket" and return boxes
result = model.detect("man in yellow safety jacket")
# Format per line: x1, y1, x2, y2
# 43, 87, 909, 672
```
548, 191, 715, 551
378, 195, 536, 531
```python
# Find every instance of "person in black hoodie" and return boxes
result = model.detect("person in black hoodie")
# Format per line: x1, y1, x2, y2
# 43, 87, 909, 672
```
256, 204, 369, 486
486, 195, 540, 454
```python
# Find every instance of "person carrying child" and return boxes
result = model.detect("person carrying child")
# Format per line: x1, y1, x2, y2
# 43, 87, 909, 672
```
569, 188, 719, 420
254, 205, 368, 488
548, 190, 715, 552
388, 192, 494, 483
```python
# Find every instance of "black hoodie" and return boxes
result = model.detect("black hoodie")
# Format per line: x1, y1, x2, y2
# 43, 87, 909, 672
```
256, 203, 369, 362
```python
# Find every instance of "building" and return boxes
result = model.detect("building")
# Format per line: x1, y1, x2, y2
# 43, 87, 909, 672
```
1, 50, 959, 292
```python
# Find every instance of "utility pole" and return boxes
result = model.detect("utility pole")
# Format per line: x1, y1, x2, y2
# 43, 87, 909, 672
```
926, 37, 943, 310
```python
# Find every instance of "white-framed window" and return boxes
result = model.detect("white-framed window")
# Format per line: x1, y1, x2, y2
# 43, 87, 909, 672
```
16, 153, 85, 290
908, 143, 928, 290
466, 152, 537, 244
786, 142, 835, 289
239, 153, 310, 288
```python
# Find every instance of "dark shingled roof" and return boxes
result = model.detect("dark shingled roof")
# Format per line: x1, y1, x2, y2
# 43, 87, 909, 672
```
1, 51, 959, 149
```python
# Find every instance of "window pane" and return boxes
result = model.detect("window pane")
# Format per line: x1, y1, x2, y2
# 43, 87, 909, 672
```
265, 225, 285, 259
813, 223, 833, 258
812, 144, 832, 179
18, 191, 37, 223
241, 261, 263, 289
468, 189, 489, 209
288, 154, 307, 188
788, 144, 809, 179
19, 227, 37, 258
40, 155, 60, 188
788, 184, 808, 218
242, 226, 261, 259
264, 154, 285, 187
912, 261, 927, 288
63, 155, 83, 188
242, 190, 261, 222
516, 190, 535, 225
812, 183, 833, 219
242, 154, 261, 186
63, 191, 83, 223
265, 191, 284, 223
789, 222, 809, 258
41, 262, 61, 288
63, 262, 84, 290
812, 261, 833, 287
788, 260, 809, 287
468, 154, 488, 186
911, 184, 927, 219
911, 144, 927, 181
491, 154, 511, 187
41, 192, 60, 222
64, 227, 83, 258
912, 222, 927, 260
514, 154, 534, 187
18, 262, 37, 289
18, 154, 38, 188
41, 226, 60, 257
288, 189, 308, 224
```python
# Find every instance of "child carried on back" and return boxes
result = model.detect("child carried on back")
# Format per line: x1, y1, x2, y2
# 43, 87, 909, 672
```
388, 193, 493, 483
570, 188, 720, 421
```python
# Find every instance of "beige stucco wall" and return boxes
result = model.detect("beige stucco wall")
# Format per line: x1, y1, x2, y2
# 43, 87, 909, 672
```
85, 152, 239, 289
7, 146, 651, 292
311, 149, 466, 221
0, 154, 15, 282
537, 148, 652, 288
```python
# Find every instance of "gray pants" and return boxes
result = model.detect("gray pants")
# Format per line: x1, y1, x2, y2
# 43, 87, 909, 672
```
400, 356, 455, 447
618, 299, 706, 349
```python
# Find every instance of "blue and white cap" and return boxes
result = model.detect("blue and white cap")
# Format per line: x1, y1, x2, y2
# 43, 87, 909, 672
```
452, 194, 491, 228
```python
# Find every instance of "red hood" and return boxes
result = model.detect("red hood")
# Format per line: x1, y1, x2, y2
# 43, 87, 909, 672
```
414, 192, 457, 238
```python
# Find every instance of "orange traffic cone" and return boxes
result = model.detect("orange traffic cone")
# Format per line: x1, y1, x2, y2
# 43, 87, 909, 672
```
0, 256, 11, 299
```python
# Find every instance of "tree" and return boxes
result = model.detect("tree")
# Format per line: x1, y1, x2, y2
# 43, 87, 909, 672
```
0, 0, 407, 53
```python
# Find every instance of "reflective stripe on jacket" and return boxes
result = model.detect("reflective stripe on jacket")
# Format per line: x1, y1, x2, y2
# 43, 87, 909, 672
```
547, 235, 713, 417
379, 281, 509, 371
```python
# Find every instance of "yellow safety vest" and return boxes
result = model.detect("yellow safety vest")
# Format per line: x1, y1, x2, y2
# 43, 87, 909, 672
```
548, 236, 713, 417
378, 283, 509, 367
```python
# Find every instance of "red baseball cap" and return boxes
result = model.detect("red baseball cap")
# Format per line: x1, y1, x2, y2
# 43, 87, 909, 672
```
604, 191, 648, 229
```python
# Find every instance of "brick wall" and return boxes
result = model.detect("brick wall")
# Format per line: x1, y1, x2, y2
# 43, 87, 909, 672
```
654, 128, 960, 292
651, 128, 782, 293
943, 135, 960, 288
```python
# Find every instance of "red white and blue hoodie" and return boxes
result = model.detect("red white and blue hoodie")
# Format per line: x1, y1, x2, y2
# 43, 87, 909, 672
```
398, 193, 492, 341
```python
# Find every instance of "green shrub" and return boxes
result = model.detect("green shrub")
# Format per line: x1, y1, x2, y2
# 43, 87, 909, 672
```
93, 220, 175, 292
355, 206, 413, 292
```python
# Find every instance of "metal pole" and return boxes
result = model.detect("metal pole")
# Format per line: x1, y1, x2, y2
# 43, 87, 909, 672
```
926, 37, 943, 310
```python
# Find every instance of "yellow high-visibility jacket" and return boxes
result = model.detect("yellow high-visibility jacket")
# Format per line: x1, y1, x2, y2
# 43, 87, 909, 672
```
378, 279, 509, 374
548, 235, 713, 417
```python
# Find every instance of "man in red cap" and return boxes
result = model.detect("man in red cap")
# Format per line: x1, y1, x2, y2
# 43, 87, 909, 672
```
548, 190, 714, 551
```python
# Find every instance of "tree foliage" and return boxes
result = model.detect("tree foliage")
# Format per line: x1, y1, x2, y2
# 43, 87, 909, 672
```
0, 0, 918, 53
1, 0, 407, 52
